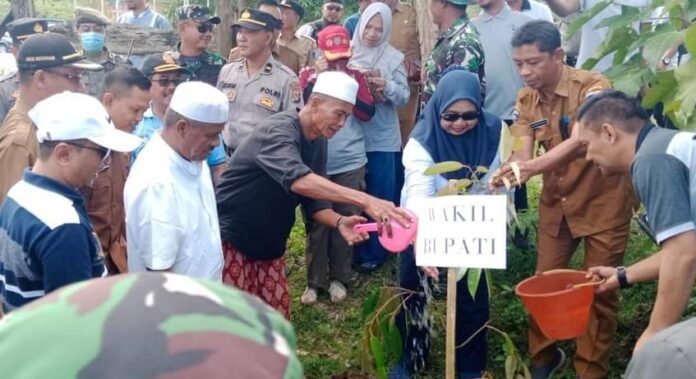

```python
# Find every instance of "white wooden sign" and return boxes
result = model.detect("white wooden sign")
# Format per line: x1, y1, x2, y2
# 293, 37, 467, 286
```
413, 195, 508, 269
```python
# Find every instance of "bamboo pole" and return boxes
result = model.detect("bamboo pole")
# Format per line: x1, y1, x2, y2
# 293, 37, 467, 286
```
446, 268, 457, 379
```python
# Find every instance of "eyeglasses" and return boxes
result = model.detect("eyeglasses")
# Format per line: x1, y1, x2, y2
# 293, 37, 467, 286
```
43, 70, 87, 83
325, 4, 343, 12
441, 111, 480, 122
65, 141, 111, 170
197, 22, 215, 33
150, 76, 187, 88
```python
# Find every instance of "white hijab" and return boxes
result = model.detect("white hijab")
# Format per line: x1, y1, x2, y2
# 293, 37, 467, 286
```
349, 2, 399, 71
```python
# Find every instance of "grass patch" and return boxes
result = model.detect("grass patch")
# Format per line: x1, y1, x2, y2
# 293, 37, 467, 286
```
286, 178, 693, 378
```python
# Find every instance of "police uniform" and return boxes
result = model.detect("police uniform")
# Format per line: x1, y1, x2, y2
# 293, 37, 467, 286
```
511, 65, 634, 378
75, 7, 132, 97
219, 9, 302, 151
0, 18, 48, 124
175, 5, 226, 86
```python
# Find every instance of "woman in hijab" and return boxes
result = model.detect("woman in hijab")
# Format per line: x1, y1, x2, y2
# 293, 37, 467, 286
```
393, 70, 504, 379
348, 2, 410, 272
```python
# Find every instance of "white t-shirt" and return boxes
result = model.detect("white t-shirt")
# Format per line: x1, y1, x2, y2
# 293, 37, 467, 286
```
577, 0, 650, 71
522, 0, 554, 22
125, 133, 223, 281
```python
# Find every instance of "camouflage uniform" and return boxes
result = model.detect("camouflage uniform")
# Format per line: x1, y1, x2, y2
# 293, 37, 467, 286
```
172, 49, 227, 87
421, 15, 485, 108
85, 49, 131, 97
0, 273, 304, 379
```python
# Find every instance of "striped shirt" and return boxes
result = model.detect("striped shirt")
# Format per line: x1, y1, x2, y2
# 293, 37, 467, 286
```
0, 170, 105, 313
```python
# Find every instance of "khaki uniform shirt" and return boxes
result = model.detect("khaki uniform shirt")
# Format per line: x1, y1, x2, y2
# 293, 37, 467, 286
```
0, 75, 18, 125
390, 3, 421, 64
80, 152, 129, 274
276, 34, 317, 75
217, 56, 302, 150
85, 49, 130, 98
0, 109, 36, 204
511, 66, 634, 237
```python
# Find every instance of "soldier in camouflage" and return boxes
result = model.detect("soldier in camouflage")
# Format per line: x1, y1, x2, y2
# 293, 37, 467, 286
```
173, 5, 227, 86
74, 7, 131, 98
0, 18, 48, 124
0, 273, 303, 378
421, 0, 485, 109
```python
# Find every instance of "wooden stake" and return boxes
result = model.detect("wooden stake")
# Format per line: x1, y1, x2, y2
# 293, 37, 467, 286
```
446, 267, 457, 379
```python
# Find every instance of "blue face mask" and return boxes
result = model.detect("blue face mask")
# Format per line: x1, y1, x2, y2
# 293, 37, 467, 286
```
80, 32, 105, 53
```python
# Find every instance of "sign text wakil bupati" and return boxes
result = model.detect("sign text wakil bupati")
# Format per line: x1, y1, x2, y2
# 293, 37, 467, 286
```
413, 195, 507, 269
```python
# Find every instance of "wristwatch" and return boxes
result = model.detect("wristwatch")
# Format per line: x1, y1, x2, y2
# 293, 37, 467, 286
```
616, 266, 632, 289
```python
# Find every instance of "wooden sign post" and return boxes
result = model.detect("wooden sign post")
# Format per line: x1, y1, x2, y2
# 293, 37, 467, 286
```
413, 195, 508, 379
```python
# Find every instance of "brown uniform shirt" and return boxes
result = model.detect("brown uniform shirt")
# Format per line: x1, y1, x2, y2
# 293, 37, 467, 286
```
511, 66, 634, 237
276, 34, 317, 75
0, 109, 36, 204
80, 152, 129, 274
390, 2, 421, 145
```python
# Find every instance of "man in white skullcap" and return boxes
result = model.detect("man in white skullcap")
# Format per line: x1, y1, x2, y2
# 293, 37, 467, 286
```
216, 71, 412, 318
125, 81, 227, 281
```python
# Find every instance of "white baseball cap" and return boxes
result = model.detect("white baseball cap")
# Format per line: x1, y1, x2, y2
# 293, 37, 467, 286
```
169, 81, 229, 124
30, 91, 142, 152
312, 71, 358, 105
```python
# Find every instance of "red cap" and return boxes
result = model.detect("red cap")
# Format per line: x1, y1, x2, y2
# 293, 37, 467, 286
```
317, 25, 352, 61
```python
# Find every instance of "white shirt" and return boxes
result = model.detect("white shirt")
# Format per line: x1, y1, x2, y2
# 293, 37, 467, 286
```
125, 133, 223, 280
577, 0, 650, 71
522, 0, 554, 22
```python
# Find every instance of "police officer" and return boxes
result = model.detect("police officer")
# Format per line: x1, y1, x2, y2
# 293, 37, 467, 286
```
278, 0, 317, 74
170, 5, 226, 86
217, 9, 302, 152
0, 18, 48, 124
74, 7, 131, 97
422, 0, 485, 108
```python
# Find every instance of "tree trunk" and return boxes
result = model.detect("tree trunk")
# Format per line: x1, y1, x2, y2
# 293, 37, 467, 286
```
216, 0, 240, 58
11, 0, 35, 19
414, 0, 436, 63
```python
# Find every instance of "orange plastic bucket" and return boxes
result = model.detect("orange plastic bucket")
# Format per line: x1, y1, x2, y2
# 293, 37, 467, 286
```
515, 269, 603, 340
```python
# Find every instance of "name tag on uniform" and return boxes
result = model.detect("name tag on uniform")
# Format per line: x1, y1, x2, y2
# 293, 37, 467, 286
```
530, 118, 549, 130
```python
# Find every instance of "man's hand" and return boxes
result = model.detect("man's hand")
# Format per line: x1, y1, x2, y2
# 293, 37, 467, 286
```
337, 215, 370, 246
315, 57, 329, 73
362, 197, 412, 238
586, 266, 619, 293
490, 160, 535, 189
421, 266, 439, 280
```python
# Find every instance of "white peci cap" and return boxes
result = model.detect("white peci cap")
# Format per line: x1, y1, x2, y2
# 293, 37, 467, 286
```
312, 71, 358, 105
169, 81, 229, 124
30, 91, 142, 152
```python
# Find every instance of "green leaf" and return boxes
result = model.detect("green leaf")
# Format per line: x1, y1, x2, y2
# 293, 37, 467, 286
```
386, 322, 404, 362
376, 367, 388, 379
456, 267, 468, 282
604, 54, 655, 95
674, 59, 696, 122
685, 22, 696, 56
595, 5, 642, 29
486, 270, 494, 300
585, 25, 639, 70
499, 124, 514, 162
505, 355, 518, 379
370, 335, 387, 373
476, 165, 489, 174
642, 69, 678, 108
566, 0, 612, 38
424, 161, 464, 176
362, 288, 380, 322
456, 179, 473, 192
502, 331, 516, 356
435, 185, 458, 197
641, 25, 684, 68
467, 268, 483, 299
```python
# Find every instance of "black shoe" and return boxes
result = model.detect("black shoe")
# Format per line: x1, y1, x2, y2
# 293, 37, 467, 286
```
530, 347, 565, 379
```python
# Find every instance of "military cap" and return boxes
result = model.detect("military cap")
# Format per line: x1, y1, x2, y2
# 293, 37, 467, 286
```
6, 18, 48, 44
280, 0, 305, 19
16, 32, 102, 72
232, 8, 281, 31
447, 0, 472, 4
141, 52, 192, 76
177, 5, 221, 24
74, 6, 111, 26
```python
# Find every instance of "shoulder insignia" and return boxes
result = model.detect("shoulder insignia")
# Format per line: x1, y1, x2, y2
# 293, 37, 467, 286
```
529, 119, 549, 130
264, 62, 273, 74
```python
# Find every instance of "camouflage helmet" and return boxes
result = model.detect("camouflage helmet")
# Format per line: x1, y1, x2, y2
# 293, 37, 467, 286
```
0, 273, 303, 379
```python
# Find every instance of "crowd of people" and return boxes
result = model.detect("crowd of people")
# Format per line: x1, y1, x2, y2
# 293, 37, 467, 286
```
0, 0, 694, 378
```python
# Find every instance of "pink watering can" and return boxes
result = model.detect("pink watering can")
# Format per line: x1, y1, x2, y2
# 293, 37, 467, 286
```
353, 209, 419, 253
